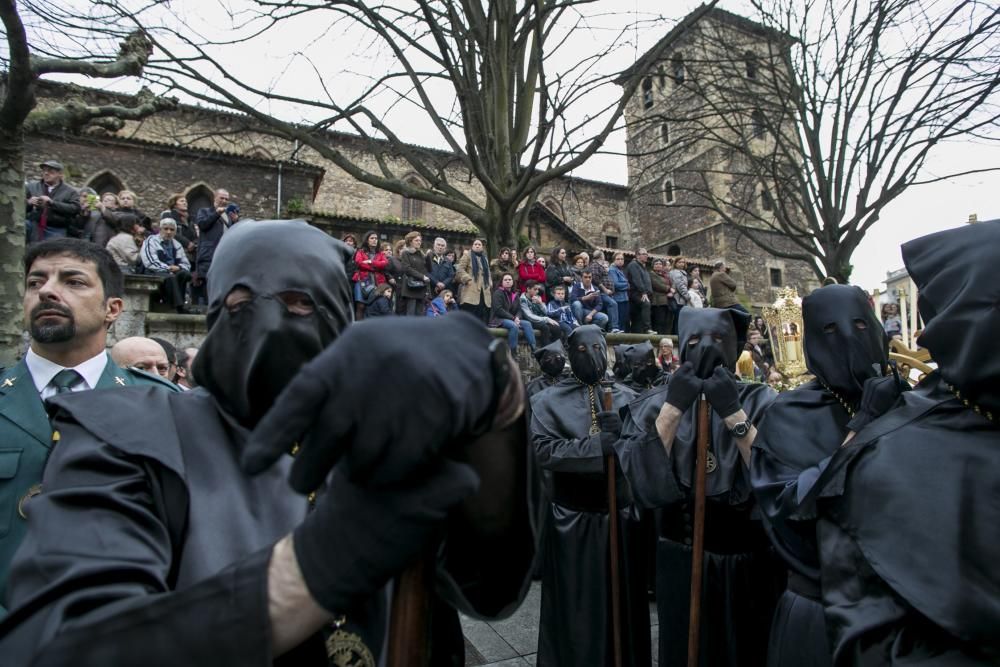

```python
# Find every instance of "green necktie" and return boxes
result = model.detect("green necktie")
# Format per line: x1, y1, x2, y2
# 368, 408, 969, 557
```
50, 369, 83, 394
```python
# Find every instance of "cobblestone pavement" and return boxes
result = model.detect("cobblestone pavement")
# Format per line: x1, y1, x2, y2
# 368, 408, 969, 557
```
462, 582, 660, 666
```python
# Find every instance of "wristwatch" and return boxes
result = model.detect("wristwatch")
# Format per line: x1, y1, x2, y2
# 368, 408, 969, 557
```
729, 419, 752, 438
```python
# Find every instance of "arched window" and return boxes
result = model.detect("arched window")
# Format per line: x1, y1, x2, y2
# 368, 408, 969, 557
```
186, 184, 214, 217
663, 178, 675, 205
671, 53, 685, 84
660, 123, 670, 146
401, 176, 425, 221
541, 198, 564, 220
751, 109, 766, 139
86, 170, 125, 196
641, 77, 654, 110
744, 52, 758, 80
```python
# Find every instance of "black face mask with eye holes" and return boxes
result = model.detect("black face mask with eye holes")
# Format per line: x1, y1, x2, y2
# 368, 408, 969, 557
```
802, 285, 888, 399
567, 325, 607, 385
678, 307, 746, 379
193, 220, 353, 427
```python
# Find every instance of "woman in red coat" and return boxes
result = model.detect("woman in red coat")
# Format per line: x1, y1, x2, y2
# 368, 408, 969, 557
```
517, 245, 547, 299
352, 230, 389, 319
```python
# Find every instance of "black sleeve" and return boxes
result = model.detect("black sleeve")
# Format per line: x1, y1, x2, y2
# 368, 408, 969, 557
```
530, 410, 605, 474
0, 421, 279, 666
614, 410, 685, 509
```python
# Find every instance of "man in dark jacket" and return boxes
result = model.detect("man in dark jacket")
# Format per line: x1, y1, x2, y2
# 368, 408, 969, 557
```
193, 189, 233, 300
625, 248, 654, 334
0, 221, 534, 666
426, 236, 456, 294
25, 160, 80, 243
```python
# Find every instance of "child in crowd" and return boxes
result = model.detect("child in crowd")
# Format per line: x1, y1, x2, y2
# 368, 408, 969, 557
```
426, 289, 458, 317
546, 284, 579, 340
366, 283, 395, 318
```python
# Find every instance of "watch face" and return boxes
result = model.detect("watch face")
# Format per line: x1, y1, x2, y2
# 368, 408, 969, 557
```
732, 421, 751, 437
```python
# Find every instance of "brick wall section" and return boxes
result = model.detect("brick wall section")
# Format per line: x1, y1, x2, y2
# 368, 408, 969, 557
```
24, 132, 317, 221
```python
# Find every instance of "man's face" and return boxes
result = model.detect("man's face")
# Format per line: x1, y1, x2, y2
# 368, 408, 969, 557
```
553, 288, 565, 301
160, 225, 177, 242
750, 332, 762, 346
130, 348, 171, 379
582, 273, 592, 287
434, 239, 446, 254
637, 250, 649, 264
24, 253, 120, 345
214, 190, 231, 208
41, 166, 62, 187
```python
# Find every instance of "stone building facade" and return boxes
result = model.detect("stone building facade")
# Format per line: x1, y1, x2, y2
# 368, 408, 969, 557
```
23, 7, 822, 307
618, 6, 820, 307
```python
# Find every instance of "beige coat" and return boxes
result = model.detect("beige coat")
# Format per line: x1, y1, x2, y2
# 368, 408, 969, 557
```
455, 250, 493, 308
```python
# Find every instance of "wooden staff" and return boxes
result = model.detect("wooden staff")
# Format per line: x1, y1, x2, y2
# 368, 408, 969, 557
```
687, 396, 711, 667
388, 556, 431, 667
601, 380, 624, 667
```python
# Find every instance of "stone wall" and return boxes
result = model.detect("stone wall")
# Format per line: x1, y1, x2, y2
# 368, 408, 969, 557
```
24, 132, 319, 222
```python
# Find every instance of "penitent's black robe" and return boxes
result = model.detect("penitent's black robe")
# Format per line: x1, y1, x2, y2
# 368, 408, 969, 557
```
0, 387, 535, 667
617, 380, 784, 667
750, 380, 848, 667
530, 378, 649, 667
804, 374, 1000, 666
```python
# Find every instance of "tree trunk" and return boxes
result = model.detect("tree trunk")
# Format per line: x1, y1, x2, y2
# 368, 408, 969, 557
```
0, 127, 26, 366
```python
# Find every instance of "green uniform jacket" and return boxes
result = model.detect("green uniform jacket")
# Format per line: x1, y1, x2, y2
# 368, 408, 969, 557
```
0, 354, 177, 614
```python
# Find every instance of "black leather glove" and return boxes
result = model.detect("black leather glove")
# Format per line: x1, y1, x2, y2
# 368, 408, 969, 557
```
294, 460, 478, 613
703, 366, 742, 419
846, 370, 911, 433
596, 410, 622, 456
664, 362, 702, 412
243, 312, 506, 492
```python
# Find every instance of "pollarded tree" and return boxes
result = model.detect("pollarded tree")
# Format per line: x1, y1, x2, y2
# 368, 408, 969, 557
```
626, 0, 999, 283
0, 0, 176, 363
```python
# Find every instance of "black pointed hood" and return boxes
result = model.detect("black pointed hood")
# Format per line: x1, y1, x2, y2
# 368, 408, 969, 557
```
533, 340, 567, 379
903, 220, 1000, 417
567, 325, 607, 385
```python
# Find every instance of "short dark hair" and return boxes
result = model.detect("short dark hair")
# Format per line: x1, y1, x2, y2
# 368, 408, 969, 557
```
582, 270, 593, 277
24, 238, 124, 299
525, 280, 540, 290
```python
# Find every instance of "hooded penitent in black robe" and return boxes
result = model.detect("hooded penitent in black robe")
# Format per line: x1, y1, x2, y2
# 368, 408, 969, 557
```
616, 308, 783, 667
805, 222, 1000, 665
530, 326, 647, 667
526, 340, 567, 399
622, 340, 666, 394
750, 285, 888, 667
0, 221, 535, 667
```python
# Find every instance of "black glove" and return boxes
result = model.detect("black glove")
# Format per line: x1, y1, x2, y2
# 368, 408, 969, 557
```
243, 313, 506, 492
294, 460, 478, 613
846, 369, 910, 433
596, 410, 622, 456
664, 362, 702, 412
703, 366, 742, 418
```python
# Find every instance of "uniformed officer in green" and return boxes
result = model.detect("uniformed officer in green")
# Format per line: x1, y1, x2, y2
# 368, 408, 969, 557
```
0, 238, 176, 614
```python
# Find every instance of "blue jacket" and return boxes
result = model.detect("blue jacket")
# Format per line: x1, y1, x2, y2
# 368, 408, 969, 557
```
609, 265, 630, 302
427, 253, 456, 293
546, 299, 579, 329
426, 296, 456, 317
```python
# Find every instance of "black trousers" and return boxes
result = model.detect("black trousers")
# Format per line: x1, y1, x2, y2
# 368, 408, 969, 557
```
629, 300, 651, 333
154, 270, 191, 309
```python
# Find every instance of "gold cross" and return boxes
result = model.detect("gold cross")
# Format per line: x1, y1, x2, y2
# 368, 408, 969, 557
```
114, 376, 126, 386
2, 377, 14, 387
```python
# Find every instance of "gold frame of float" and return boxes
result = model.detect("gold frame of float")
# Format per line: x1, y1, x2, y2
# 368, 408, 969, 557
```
762, 287, 809, 379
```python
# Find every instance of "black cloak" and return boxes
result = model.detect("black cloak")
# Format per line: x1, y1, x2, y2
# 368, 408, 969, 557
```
750, 285, 887, 667
807, 221, 1000, 665
529, 326, 648, 667
0, 221, 535, 667
616, 307, 782, 667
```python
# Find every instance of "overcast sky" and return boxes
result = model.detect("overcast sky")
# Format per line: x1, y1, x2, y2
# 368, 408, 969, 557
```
48, 0, 1000, 290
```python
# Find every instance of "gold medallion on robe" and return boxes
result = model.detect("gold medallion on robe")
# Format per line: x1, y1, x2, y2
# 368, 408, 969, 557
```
325, 628, 375, 667
705, 451, 718, 474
